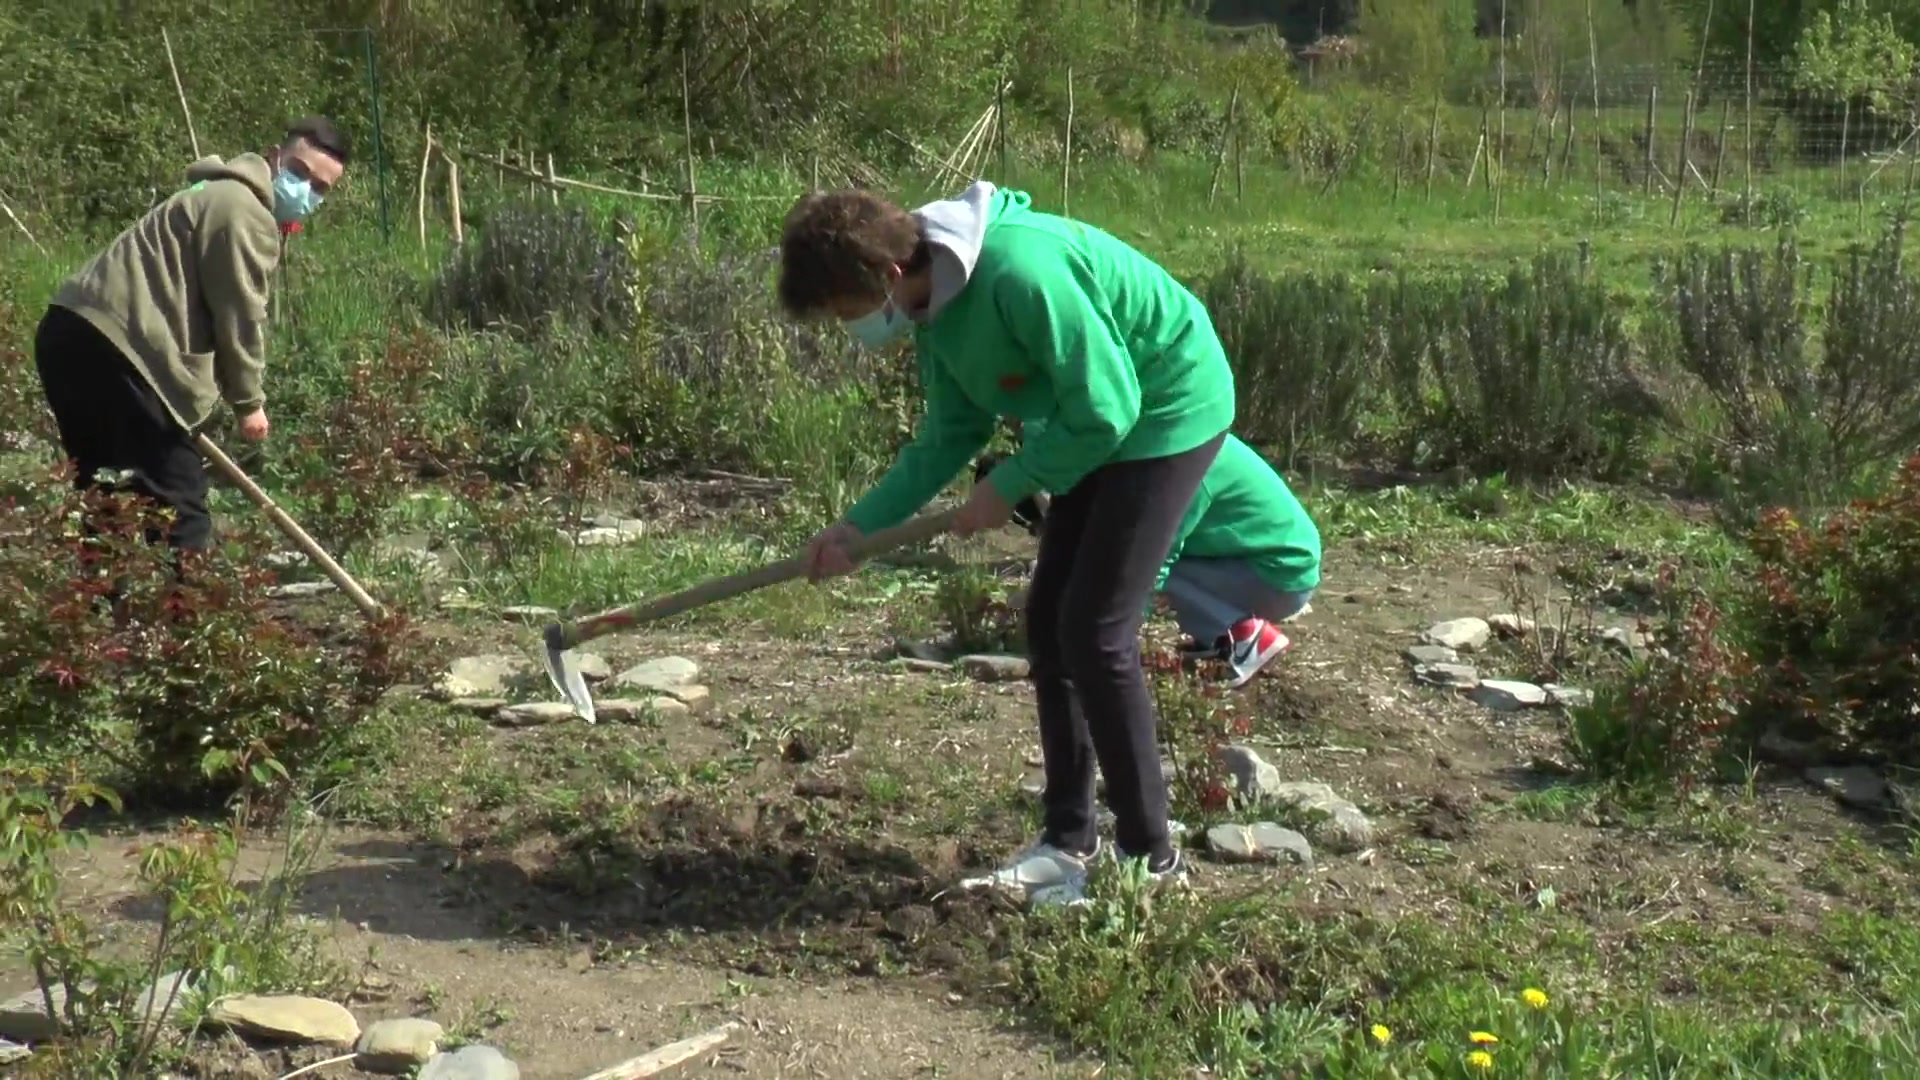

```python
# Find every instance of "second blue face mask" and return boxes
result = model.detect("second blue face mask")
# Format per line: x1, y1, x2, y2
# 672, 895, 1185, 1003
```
272, 170, 322, 225
846, 295, 912, 349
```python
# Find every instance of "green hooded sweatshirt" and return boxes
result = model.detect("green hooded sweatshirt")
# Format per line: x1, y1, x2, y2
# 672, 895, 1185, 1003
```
1154, 432, 1322, 596
842, 182, 1235, 535
51, 154, 282, 434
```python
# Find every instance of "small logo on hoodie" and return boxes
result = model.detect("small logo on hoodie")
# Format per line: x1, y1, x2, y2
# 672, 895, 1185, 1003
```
997, 374, 1026, 392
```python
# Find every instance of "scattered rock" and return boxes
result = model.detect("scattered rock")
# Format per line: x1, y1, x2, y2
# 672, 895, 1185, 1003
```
1543, 684, 1593, 709
1470, 680, 1549, 711
883, 638, 949, 664
569, 520, 647, 546
500, 605, 559, 623
0, 1038, 28, 1065
1487, 613, 1536, 638
665, 684, 712, 710
0, 985, 70, 1041
494, 702, 580, 726
437, 654, 536, 699
1403, 643, 1460, 666
132, 969, 220, 1028
354, 1017, 444, 1073
206, 994, 360, 1047
610, 656, 701, 694
1422, 617, 1492, 652
266, 581, 337, 599
595, 697, 693, 722
1597, 626, 1645, 655
895, 658, 952, 675
1205, 822, 1313, 865
264, 551, 308, 570
1758, 727, 1820, 767
419, 1043, 521, 1080
1214, 745, 1282, 801
448, 697, 510, 716
957, 654, 1031, 682
1413, 662, 1480, 689
570, 652, 613, 682
1805, 765, 1893, 813
1018, 773, 1046, 798
1267, 781, 1375, 854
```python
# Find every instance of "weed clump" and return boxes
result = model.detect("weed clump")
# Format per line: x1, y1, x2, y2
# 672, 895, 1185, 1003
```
0, 473, 426, 809
431, 198, 639, 338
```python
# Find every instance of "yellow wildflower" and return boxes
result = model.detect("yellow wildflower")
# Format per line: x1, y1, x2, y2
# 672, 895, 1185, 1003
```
1469, 1031, 1500, 1045
1465, 1050, 1495, 1071
1369, 1024, 1391, 1045
1521, 988, 1549, 1010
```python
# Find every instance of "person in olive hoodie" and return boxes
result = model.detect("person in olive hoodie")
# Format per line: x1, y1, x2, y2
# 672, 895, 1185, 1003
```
32, 116, 351, 553
977, 425, 1321, 691
777, 180, 1236, 906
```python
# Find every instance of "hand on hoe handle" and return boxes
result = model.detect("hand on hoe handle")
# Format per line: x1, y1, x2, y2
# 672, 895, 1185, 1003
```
802, 481, 1009, 584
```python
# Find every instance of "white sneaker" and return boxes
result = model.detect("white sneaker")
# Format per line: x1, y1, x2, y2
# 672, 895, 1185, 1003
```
958, 836, 1099, 903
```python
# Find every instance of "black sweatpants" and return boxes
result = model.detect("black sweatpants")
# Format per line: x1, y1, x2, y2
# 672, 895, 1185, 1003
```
32, 304, 213, 551
1026, 430, 1226, 866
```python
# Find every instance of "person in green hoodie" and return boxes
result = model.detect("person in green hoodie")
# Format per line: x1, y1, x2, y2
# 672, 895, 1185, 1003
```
976, 423, 1321, 691
777, 180, 1235, 907
32, 115, 350, 554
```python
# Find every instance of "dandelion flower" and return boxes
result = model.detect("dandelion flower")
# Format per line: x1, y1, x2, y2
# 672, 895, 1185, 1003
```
1521, 988, 1549, 1010
1469, 1031, 1500, 1045
1369, 1024, 1391, 1045
1465, 1050, 1495, 1071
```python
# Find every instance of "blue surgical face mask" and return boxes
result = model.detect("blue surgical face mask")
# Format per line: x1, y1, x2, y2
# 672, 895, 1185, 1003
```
272, 169, 322, 225
845, 294, 913, 350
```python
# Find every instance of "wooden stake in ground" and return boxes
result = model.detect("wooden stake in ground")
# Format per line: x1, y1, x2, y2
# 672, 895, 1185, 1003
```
1425, 95, 1440, 200
1494, 0, 1507, 222
681, 50, 699, 244
1062, 67, 1075, 218
546, 153, 560, 208
1642, 86, 1658, 197
161, 28, 201, 159
575, 1021, 741, 1080
1669, 89, 1696, 226
1392, 108, 1408, 204
0, 189, 47, 255
1208, 84, 1240, 209
448, 156, 464, 245
415, 125, 434, 251
1744, 0, 1757, 219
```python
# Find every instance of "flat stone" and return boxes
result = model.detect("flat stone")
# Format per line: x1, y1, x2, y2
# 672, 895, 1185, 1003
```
1806, 765, 1892, 813
1404, 644, 1460, 666
0, 985, 69, 1041
206, 994, 359, 1047
355, 1017, 445, 1073
419, 1043, 521, 1080
895, 658, 952, 674
1413, 662, 1480, 689
664, 684, 711, 710
131, 969, 216, 1028
956, 654, 1030, 682
1205, 822, 1314, 865
500, 605, 559, 623
1422, 617, 1492, 652
571, 652, 613, 681
595, 697, 692, 723
1597, 626, 1645, 654
494, 702, 580, 726
1470, 680, 1549, 711
610, 656, 701, 694
264, 551, 309, 570
586, 513, 648, 533
1214, 745, 1283, 801
1018, 773, 1046, 798
570, 523, 646, 547
0, 1038, 29, 1065
438, 654, 536, 699
1543, 684, 1592, 709
1267, 781, 1374, 854
1488, 613, 1536, 637
266, 581, 337, 599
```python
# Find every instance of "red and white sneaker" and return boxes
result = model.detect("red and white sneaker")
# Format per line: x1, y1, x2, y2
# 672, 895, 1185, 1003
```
1216, 618, 1291, 689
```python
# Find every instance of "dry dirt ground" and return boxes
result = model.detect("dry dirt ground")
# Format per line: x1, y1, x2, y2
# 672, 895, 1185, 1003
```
3, 534, 1891, 1078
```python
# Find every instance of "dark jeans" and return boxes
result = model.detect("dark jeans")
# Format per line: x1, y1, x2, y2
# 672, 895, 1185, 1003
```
1025, 431, 1226, 866
32, 304, 213, 552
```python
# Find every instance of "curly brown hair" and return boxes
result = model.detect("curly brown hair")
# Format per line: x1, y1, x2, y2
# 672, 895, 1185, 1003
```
777, 190, 932, 318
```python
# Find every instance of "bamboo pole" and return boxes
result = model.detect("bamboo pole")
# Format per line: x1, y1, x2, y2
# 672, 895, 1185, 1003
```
1669, 90, 1696, 226
415, 124, 434, 251
1425, 95, 1440, 199
1062, 67, 1075, 217
681, 50, 699, 242
448, 156, 464, 245
161, 28, 201, 159
1208, 84, 1240, 209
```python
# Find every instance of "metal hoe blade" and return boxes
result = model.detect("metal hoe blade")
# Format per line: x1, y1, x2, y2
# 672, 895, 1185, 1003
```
542, 623, 598, 724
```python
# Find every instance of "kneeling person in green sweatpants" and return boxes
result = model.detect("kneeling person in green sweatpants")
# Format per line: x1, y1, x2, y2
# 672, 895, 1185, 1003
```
976, 424, 1320, 689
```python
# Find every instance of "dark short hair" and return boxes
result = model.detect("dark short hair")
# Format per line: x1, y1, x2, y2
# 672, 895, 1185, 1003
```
777, 189, 932, 318
285, 116, 351, 166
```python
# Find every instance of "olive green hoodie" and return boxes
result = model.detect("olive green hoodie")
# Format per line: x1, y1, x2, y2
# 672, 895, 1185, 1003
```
51, 153, 281, 433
